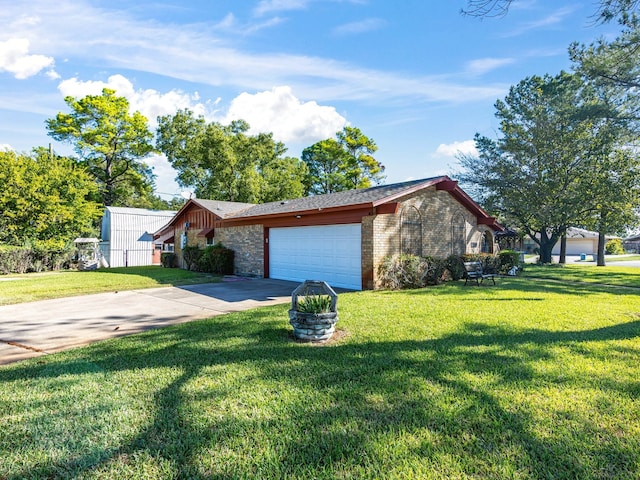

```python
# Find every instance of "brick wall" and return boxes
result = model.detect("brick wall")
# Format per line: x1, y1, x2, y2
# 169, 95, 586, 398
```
215, 225, 264, 277
367, 187, 497, 288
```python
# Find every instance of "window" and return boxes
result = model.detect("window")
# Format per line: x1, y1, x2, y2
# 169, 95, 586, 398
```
481, 231, 493, 254
206, 235, 215, 246
401, 206, 422, 256
451, 213, 466, 255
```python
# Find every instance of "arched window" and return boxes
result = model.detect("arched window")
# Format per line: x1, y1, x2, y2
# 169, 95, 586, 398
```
401, 206, 422, 256
481, 231, 494, 254
451, 213, 466, 255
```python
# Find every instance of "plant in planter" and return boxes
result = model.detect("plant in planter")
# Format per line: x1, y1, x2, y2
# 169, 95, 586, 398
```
289, 280, 338, 342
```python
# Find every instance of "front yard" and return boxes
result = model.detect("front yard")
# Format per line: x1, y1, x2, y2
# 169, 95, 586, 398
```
1, 272, 639, 479
0, 266, 220, 305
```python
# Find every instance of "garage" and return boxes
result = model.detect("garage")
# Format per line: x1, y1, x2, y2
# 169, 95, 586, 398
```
552, 239, 596, 255
269, 224, 362, 290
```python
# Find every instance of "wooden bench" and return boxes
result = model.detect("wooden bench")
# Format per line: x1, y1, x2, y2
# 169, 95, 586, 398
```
463, 261, 496, 286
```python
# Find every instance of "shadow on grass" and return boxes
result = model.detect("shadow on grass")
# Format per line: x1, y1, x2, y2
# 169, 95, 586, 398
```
1, 309, 639, 478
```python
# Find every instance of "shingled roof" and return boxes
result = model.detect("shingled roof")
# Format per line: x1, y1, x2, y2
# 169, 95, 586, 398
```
228, 177, 443, 219
156, 176, 502, 234
191, 199, 255, 218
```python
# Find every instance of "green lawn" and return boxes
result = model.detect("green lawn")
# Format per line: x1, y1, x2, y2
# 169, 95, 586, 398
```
606, 255, 640, 262
523, 263, 640, 288
0, 267, 221, 305
1, 276, 639, 479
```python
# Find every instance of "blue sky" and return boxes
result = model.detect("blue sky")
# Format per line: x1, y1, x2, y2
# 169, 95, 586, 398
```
0, 0, 621, 199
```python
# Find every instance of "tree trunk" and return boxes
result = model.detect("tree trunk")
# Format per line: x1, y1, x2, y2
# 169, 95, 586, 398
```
539, 241, 555, 264
559, 231, 567, 264
597, 231, 606, 266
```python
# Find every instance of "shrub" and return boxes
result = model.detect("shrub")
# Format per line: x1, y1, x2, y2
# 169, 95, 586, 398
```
182, 246, 203, 271
498, 250, 521, 274
200, 243, 235, 275
199, 243, 235, 275
161, 252, 177, 268
445, 254, 466, 280
377, 254, 430, 290
30, 241, 75, 272
423, 256, 447, 285
0, 246, 31, 274
605, 238, 625, 255
462, 253, 500, 274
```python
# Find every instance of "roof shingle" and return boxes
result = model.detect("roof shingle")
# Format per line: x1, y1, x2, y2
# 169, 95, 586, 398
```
228, 177, 443, 219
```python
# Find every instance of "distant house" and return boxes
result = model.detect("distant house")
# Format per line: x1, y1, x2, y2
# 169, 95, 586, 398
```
623, 233, 640, 253
100, 207, 177, 267
155, 176, 502, 290
522, 227, 618, 256
550, 227, 618, 256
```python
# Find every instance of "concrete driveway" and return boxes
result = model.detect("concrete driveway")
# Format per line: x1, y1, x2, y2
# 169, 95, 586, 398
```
0, 277, 298, 366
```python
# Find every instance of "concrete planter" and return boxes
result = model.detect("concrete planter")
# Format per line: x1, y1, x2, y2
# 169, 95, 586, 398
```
288, 310, 338, 341
288, 280, 338, 342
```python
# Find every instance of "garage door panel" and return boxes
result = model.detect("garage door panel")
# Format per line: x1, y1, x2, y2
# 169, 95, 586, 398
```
269, 224, 361, 290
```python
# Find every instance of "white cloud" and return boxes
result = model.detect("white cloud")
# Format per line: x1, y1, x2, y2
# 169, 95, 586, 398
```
466, 57, 514, 75
333, 18, 386, 36
503, 7, 576, 37
0, 38, 56, 79
57, 75, 216, 127
254, 0, 310, 16
221, 86, 347, 144
2, 1, 506, 107
0, 144, 13, 152
435, 140, 478, 158
55, 77, 345, 145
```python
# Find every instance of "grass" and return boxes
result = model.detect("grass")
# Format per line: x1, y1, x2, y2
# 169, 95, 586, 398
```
0, 267, 221, 305
606, 255, 640, 262
1, 275, 639, 479
523, 263, 640, 288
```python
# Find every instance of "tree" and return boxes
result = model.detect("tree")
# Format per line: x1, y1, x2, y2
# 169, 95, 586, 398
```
156, 110, 307, 203
0, 148, 101, 247
301, 139, 349, 194
456, 72, 619, 263
302, 126, 385, 195
46, 88, 156, 207
462, 0, 639, 22
580, 149, 640, 265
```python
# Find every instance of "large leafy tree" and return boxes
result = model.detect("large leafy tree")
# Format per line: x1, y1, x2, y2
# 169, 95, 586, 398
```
301, 139, 349, 194
456, 72, 621, 263
581, 149, 640, 265
0, 148, 101, 247
46, 88, 156, 207
156, 110, 307, 203
302, 126, 385, 195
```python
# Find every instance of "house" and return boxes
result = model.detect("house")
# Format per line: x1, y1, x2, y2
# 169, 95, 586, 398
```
623, 233, 640, 253
154, 176, 502, 290
521, 227, 618, 256
100, 206, 177, 267
550, 228, 616, 256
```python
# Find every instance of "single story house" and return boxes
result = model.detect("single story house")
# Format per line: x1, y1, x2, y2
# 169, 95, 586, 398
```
100, 206, 177, 267
521, 227, 618, 256
154, 176, 502, 290
623, 233, 640, 253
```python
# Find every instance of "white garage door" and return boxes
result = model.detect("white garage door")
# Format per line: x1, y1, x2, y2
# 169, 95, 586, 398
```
552, 239, 595, 255
269, 224, 362, 290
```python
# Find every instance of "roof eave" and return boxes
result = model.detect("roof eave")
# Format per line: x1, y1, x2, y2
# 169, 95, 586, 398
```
223, 202, 375, 224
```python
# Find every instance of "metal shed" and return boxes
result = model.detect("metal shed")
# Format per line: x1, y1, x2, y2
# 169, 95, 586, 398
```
100, 207, 177, 267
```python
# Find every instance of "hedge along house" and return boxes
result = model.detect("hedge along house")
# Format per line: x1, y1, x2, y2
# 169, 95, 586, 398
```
154, 176, 502, 290
100, 207, 177, 267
